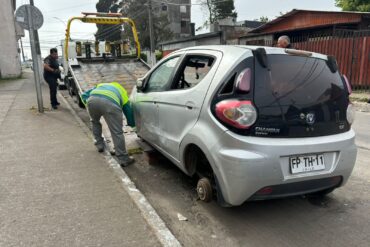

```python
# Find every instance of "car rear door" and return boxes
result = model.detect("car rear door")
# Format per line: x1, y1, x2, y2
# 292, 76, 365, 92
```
156, 50, 223, 162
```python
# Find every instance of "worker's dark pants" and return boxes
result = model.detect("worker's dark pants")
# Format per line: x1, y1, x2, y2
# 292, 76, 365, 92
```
44, 76, 58, 106
87, 96, 128, 162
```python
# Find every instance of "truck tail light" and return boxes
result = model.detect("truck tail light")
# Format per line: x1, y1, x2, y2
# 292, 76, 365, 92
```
215, 100, 257, 129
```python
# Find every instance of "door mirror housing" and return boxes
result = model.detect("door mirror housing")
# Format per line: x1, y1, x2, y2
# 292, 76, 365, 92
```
136, 78, 144, 91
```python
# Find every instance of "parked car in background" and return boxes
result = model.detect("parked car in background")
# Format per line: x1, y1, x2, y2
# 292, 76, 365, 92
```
130, 45, 357, 206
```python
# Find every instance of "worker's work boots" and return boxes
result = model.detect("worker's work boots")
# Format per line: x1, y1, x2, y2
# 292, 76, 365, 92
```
119, 156, 135, 167
95, 143, 105, 153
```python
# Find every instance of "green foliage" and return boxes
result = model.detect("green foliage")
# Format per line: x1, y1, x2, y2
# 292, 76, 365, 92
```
335, 0, 370, 12
258, 16, 269, 22
96, 0, 120, 41
140, 52, 147, 62
198, 0, 237, 25
155, 51, 163, 61
214, 0, 237, 20
95, 0, 174, 49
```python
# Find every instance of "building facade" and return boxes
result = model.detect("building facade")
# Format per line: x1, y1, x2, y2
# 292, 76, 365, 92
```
152, 0, 192, 39
159, 19, 263, 56
0, 0, 21, 78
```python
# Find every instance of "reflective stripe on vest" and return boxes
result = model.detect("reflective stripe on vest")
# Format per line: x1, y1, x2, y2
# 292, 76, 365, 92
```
90, 82, 128, 108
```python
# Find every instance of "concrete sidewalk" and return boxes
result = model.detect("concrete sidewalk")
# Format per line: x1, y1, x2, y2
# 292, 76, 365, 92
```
0, 72, 160, 246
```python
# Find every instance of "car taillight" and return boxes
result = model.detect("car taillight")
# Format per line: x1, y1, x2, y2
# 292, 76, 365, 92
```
215, 100, 257, 129
342, 74, 352, 95
346, 103, 355, 125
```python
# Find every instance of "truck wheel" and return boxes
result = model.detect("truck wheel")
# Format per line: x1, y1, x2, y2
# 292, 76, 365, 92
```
197, 177, 213, 202
68, 84, 74, 96
68, 79, 76, 96
58, 84, 67, 90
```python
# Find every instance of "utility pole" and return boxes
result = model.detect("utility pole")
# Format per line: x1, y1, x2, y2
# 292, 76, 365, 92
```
148, 0, 155, 67
28, 0, 44, 112
19, 38, 26, 62
30, 0, 45, 85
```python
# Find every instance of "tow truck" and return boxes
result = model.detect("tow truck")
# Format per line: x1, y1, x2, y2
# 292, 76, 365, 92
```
61, 12, 150, 107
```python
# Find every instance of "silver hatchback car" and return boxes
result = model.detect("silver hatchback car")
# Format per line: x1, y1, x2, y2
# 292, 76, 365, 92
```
131, 45, 357, 206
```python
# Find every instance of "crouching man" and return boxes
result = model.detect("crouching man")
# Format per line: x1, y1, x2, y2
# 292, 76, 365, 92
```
81, 82, 135, 167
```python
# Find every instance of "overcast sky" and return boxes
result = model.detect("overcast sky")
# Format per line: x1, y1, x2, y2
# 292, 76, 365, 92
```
17, 0, 340, 58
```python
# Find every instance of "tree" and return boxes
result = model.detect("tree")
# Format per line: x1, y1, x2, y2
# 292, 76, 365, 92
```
258, 16, 269, 23
95, 0, 120, 41
335, 0, 370, 12
95, 0, 174, 49
198, 0, 237, 29
214, 0, 237, 21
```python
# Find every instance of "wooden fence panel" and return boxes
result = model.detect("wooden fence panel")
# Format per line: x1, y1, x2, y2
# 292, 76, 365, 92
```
289, 34, 370, 90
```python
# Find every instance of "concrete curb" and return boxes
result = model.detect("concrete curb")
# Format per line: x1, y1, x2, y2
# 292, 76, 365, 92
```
59, 93, 182, 247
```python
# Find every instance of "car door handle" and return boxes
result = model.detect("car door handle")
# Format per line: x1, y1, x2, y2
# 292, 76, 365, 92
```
185, 102, 194, 110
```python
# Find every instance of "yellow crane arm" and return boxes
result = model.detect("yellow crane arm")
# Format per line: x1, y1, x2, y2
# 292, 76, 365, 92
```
64, 15, 141, 60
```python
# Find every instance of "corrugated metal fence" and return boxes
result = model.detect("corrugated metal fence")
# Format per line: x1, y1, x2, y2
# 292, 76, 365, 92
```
261, 31, 370, 90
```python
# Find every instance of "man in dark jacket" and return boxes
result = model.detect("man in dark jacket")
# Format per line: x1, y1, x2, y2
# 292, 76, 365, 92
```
43, 48, 61, 109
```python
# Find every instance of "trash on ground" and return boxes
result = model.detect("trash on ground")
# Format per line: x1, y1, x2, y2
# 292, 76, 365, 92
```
177, 213, 188, 221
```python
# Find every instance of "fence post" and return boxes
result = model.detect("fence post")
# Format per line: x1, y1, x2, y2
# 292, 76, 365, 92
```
358, 35, 366, 88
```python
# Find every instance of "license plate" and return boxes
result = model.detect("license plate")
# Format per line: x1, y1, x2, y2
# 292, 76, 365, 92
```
289, 154, 325, 174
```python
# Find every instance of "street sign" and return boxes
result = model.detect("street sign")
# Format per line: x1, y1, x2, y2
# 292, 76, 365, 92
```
15, 4, 43, 30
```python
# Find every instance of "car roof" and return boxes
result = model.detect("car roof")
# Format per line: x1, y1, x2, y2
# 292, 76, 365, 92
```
175, 45, 327, 60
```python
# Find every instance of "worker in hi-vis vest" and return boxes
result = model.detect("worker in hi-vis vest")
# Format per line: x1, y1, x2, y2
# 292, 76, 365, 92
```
81, 82, 135, 167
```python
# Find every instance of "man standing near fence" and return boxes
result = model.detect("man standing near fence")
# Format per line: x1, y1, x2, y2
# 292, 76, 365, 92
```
277, 35, 293, 48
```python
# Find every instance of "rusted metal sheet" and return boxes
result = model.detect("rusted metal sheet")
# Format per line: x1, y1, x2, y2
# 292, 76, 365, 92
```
253, 10, 363, 34
163, 50, 176, 57
291, 32, 370, 90
254, 31, 370, 89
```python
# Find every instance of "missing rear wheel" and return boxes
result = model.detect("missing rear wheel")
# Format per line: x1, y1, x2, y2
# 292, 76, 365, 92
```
197, 177, 213, 202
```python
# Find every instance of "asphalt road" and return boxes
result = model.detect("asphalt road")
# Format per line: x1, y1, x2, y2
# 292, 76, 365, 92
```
62, 90, 370, 247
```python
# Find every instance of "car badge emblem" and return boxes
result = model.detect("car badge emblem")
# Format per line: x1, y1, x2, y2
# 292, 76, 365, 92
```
306, 113, 316, 125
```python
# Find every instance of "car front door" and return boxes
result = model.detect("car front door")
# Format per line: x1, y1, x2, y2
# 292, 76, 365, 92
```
156, 50, 222, 162
133, 55, 182, 147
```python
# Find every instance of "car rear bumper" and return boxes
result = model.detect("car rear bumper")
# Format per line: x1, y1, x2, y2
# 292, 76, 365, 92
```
210, 129, 357, 206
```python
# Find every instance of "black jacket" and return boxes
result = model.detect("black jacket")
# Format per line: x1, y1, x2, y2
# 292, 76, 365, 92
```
43, 55, 60, 79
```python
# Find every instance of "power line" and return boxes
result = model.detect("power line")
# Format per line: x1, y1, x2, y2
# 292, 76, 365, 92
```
152, 0, 234, 6
85, 8, 147, 40
43, 1, 96, 14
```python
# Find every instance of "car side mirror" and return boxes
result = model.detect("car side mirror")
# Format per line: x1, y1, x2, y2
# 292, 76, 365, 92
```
136, 78, 144, 91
